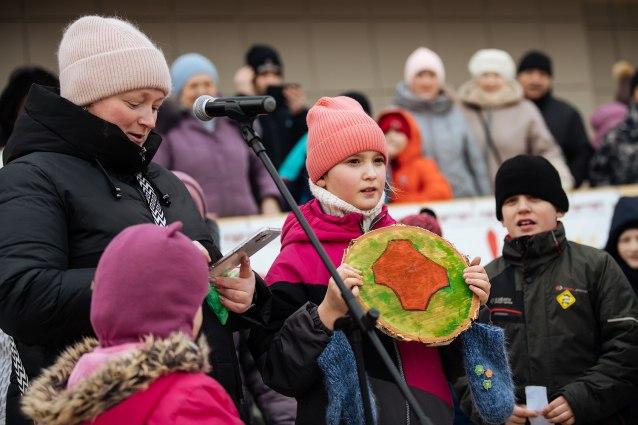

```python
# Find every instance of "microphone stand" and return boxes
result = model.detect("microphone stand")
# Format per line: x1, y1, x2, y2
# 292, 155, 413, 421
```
222, 104, 432, 425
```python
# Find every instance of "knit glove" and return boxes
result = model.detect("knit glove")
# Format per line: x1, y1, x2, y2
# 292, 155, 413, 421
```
461, 322, 515, 424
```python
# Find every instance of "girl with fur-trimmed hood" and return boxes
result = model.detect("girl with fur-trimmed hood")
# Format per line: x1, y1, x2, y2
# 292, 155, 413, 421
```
21, 222, 243, 425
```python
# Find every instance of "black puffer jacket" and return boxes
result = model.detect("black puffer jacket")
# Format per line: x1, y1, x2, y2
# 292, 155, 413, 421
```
459, 223, 638, 425
0, 85, 267, 423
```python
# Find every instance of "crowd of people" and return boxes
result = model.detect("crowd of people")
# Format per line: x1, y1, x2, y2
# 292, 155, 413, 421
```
0, 13, 637, 425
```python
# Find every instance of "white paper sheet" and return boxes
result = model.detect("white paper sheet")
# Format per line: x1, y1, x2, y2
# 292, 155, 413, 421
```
525, 386, 551, 425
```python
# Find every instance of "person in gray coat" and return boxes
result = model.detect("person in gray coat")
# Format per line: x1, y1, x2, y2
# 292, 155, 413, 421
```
395, 47, 491, 198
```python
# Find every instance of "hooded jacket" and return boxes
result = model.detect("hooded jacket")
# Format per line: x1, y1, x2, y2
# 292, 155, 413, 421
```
249, 199, 464, 425
0, 85, 266, 423
458, 80, 574, 190
394, 83, 491, 197
378, 108, 453, 203
605, 196, 638, 295
458, 223, 638, 424
21, 333, 243, 425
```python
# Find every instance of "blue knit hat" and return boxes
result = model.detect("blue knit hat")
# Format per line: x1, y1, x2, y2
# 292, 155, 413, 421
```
170, 52, 219, 96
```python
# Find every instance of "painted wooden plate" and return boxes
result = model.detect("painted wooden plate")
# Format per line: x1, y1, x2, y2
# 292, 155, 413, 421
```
343, 224, 480, 345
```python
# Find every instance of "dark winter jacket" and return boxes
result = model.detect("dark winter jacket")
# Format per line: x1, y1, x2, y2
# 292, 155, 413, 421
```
257, 88, 308, 170
605, 196, 638, 296
590, 102, 638, 186
533, 92, 593, 187
249, 199, 467, 425
460, 223, 638, 424
0, 85, 268, 423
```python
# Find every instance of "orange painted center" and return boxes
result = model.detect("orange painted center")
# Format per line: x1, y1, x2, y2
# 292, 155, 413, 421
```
372, 239, 449, 310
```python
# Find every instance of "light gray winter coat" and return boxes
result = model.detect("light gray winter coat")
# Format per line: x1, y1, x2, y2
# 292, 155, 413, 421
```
394, 83, 491, 197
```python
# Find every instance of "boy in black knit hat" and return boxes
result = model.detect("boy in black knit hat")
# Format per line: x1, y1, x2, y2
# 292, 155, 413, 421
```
457, 155, 638, 425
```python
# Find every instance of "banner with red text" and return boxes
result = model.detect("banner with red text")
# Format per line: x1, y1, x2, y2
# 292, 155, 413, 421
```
217, 188, 623, 276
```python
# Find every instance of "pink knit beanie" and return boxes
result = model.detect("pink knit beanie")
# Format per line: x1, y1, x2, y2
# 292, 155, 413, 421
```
58, 15, 172, 106
404, 47, 446, 85
91, 222, 209, 347
306, 96, 387, 182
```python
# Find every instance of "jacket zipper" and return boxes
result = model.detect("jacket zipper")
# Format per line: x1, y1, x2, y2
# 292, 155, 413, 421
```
393, 340, 410, 425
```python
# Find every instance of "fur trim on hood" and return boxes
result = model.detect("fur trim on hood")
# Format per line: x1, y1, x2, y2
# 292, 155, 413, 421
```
21, 332, 210, 425
458, 79, 523, 108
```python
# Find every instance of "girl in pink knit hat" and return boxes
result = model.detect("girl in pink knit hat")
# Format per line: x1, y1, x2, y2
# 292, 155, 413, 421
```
250, 96, 492, 424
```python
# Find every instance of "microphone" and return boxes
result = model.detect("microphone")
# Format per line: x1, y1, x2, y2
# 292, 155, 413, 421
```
193, 95, 277, 121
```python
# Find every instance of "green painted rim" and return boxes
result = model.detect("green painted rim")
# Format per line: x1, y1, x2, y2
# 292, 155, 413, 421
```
344, 225, 479, 344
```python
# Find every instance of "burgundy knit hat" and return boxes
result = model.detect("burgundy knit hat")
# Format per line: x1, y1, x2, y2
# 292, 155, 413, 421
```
399, 212, 442, 236
306, 96, 387, 182
91, 222, 209, 347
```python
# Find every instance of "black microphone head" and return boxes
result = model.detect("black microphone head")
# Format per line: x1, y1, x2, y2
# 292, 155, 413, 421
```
263, 96, 277, 113
193, 95, 215, 121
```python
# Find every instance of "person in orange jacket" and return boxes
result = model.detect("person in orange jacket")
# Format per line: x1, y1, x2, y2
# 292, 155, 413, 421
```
378, 108, 453, 203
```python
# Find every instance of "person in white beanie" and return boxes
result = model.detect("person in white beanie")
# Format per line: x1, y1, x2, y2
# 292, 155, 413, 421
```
394, 47, 491, 197
458, 48, 574, 190
0, 15, 268, 425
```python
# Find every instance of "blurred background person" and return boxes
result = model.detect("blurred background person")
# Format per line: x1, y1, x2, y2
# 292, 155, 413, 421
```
590, 71, 638, 186
606, 196, 638, 296
394, 47, 491, 198
246, 44, 308, 170
234, 65, 256, 96
591, 60, 636, 150
0, 66, 58, 168
154, 52, 281, 217
398, 207, 443, 236
517, 50, 592, 187
377, 108, 452, 203
459, 48, 574, 190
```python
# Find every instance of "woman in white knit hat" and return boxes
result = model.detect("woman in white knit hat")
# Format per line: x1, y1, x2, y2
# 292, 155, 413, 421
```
394, 47, 491, 197
458, 48, 574, 189
0, 16, 266, 424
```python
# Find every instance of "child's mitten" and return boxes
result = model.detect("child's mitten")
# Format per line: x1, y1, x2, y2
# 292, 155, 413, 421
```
461, 322, 515, 424
317, 330, 377, 425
